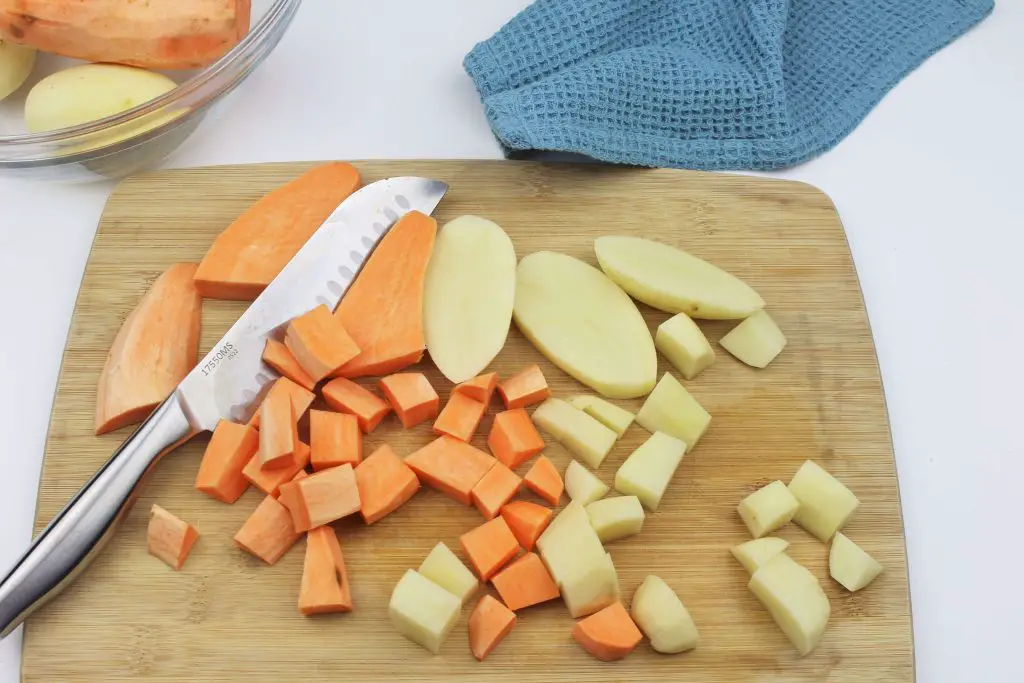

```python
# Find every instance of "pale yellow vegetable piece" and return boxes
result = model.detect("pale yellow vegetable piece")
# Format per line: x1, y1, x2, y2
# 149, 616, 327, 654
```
513, 251, 657, 398
418, 542, 479, 605
564, 460, 610, 506
567, 395, 635, 436
614, 431, 686, 511
655, 313, 715, 380
532, 398, 617, 469
423, 216, 516, 383
748, 553, 831, 656
631, 575, 700, 653
561, 551, 620, 618
719, 309, 787, 369
594, 235, 764, 319
0, 40, 35, 101
536, 501, 606, 588
388, 569, 462, 654
788, 460, 860, 541
635, 373, 711, 453
731, 537, 790, 574
737, 480, 800, 538
585, 495, 645, 544
829, 532, 883, 592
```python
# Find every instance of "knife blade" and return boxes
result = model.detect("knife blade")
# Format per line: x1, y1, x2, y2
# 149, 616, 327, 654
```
0, 175, 448, 637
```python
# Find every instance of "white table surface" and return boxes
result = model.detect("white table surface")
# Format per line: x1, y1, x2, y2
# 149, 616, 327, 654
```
1, 2, 1022, 681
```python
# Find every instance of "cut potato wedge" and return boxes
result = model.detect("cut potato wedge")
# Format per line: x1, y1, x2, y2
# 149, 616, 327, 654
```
737, 481, 799, 538
594, 236, 764, 319
631, 575, 699, 653
829, 532, 883, 592
635, 373, 711, 453
720, 309, 787, 368
536, 501, 606, 588
418, 542, 479, 605
655, 313, 715, 380
513, 251, 657, 398
561, 551, 620, 618
586, 496, 645, 543
389, 569, 462, 654
614, 431, 686, 511
567, 395, 635, 436
423, 216, 517, 383
731, 537, 789, 574
564, 460, 609, 506
788, 460, 860, 542
532, 398, 617, 469
748, 553, 830, 656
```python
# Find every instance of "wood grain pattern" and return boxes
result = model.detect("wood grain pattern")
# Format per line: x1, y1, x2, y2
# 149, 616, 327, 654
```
22, 161, 913, 682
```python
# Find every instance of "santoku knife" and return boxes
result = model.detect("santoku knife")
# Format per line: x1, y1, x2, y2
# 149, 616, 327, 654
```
0, 175, 448, 637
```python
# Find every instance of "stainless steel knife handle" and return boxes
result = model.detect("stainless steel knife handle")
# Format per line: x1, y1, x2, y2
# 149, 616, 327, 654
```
0, 392, 198, 637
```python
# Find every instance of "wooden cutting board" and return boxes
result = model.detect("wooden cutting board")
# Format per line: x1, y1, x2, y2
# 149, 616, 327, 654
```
22, 161, 914, 682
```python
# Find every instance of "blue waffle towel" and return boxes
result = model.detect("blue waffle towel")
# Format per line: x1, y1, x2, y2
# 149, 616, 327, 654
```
464, 0, 993, 170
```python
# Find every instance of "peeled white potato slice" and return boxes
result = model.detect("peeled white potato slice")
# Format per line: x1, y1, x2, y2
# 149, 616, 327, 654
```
829, 532, 883, 592
0, 40, 35, 101
423, 216, 516, 383
748, 553, 830, 656
536, 501, 607, 588
585, 495, 645, 543
532, 398, 617, 469
737, 480, 800, 538
731, 537, 789, 574
720, 309, 787, 368
656, 313, 715, 380
389, 569, 462, 654
631, 575, 700, 653
567, 395, 635, 436
565, 460, 609, 506
787, 460, 860, 542
594, 236, 764, 319
561, 551, 620, 618
514, 251, 657, 398
614, 431, 686, 511
635, 373, 711, 453
418, 542, 478, 604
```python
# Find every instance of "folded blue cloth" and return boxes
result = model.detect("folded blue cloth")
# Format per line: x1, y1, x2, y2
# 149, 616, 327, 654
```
464, 0, 993, 170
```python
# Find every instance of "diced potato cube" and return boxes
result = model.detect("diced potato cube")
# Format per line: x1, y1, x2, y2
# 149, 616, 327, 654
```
532, 398, 617, 469
536, 501, 606, 588
561, 552, 620, 618
567, 395, 635, 436
565, 460, 609, 506
737, 480, 799, 538
585, 496, 645, 543
418, 542, 479, 604
730, 537, 789, 574
748, 554, 830, 656
829, 532, 883, 592
787, 460, 860, 541
635, 373, 710, 453
388, 569, 462, 654
655, 313, 715, 380
614, 431, 686, 511
630, 575, 699, 653
719, 309, 787, 368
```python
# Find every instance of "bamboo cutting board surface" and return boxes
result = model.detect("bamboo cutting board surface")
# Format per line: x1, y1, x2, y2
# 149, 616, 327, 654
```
22, 161, 913, 682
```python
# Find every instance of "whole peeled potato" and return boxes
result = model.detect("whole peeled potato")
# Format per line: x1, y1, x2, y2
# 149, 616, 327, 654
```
0, 39, 35, 101
25, 63, 176, 133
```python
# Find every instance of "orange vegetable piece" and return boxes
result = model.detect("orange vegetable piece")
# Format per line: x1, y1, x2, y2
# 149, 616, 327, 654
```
497, 365, 551, 410
0, 0, 252, 70
500, 501, 554, 551
285, 304, 361, 383
242, 441, 310, 497
309, 409, 361, 470
146, 504, 199, 570
488, 409, 545, 470
379, 373, 440, 429
333, 210, 437, 377
406, 435, 496, 505
249, 376, 314, 429
195, 420, 258, 503
298, 526, 353, 615
355, 444, 420, 524
459, 516, 521, 581
234, 495, 301, 565
491, 552, 559, 611
95, 263, 201, 435
468, 594, 516, 661
277, 463, 361, 532
195, 163, 361, 300
455, 372, 498, 405
321, 377, 391, 433
523, 455, 563, 506
433, 392, 487, 442
262, 339, 316, 391
258, 384, 298, 468
470, 462, 522, 520
571, 601, 643, 661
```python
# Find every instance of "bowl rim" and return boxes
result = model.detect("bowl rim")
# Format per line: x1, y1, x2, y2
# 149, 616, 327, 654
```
0, 0, 298, 145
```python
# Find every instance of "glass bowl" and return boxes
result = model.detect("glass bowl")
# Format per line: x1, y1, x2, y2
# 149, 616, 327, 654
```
0, 0, 300, 182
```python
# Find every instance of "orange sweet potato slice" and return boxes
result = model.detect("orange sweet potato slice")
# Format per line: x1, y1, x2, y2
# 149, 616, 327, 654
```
147, 504, 199, 570
354, 444, 421, 524
195, 420, 258, 503
262, 339, 316, 392
309, 409, 361, 470
285, 304, 361, 383
379, 373, 440, 429
405, 435, 496, 505
491, 552, 559, 611
321, 377, 391, 433
469, 594, 516, 661
487, 408, 545, 470
497, 364, 551, 410
298, 526, 353, 615
571, 601, 643, 661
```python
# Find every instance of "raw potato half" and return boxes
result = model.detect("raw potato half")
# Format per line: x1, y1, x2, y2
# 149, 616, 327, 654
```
567, 395, 635, 436
513, 251, 657, 398
631, 575, 700, 653
423, 216, 516, 383
731, 537, 789, 574
0, 40, 34, 101
748, 553, 831, 656
594, 236, 764, 319
564, 460, 609, 506
829, 532, 883, 592
720, 309, 787, 368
